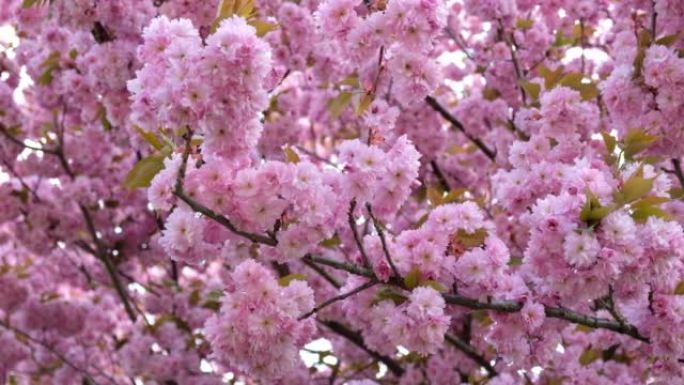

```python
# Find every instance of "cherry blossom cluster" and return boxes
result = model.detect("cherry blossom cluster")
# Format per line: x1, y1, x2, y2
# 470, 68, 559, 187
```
0, 0, 683, 384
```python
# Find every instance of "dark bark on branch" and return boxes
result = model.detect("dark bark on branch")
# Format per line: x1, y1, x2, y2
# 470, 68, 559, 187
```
425, 96, 496, 161
299, 280, 377, 320
173, 133, 278, 246
366, 203, 400, 278
305, 255, 650, 343
348, 199, 371, 268
319, 320, 404, 376
445, 333, 497, 377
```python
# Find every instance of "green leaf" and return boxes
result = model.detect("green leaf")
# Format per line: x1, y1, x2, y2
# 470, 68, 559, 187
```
631, 196, 670, 209
278, 273, 307, 286
202, 300, 221, 311
631, 205, 671, 223
515, 18, 534, 30
420, 280, 447, 293
553, 30, 575, 47
623, 128, 659, 159
472, 310, 494, 327
123, 154, 166, 189
283, 146, 300, 163
601, 132, 617, 154
21, 0, 40, 7
616, 167, 654, 204
539, 65, 564, 89
580, 189, 613, 224
670, 187, 684, 200
212, 0, 255, 32
404, 268, 421, 290
455, 228, 488, 248
188, 289, 201, 306
249, 19, 279, 37
319, 234, 341, 248
675, 281, 684, 295
559, 72, 598, 100
508, 256, 523, 266
206, 289, 224, 300
338, 74, 360, 88
579, 347, 601, 366
356, 92, 374, 115
482, 87, 500, 101
135, 126, 165, 151
374, 287, 408, 305
98, 106, 112, 131
38, 51, 60, 86
520, 80, 541, 102
327, 92, 353, 119
655, 33, 680, 47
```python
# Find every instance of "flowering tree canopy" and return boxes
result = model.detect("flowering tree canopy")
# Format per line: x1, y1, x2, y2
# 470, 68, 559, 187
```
0, 0, 683, 383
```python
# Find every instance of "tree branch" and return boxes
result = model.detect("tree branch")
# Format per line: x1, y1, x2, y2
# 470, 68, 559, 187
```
425, 96, 496, 161
299, 280, 377, 320
0, 320, 102, 385
302, 257, 342, 289
671, 158, 684, 189
365, 203, 400, 278
79, 205, 138, 322
445, 333, 497, 377
319, 320, 404, 376
348, 199, 371, 268
305, 255, 650, 343
172, 133, 278, 246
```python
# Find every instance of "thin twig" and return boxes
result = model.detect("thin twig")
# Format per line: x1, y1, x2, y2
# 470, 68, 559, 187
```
430, 160, 451, 192
319, 320, 404, 376
445, 333, 497, 377
302, 257, 341, 289
348, 199, 371, 268
365, 203, 400, 278
79, 205, 137, 322
425, 96, 496, 161
306, 254, 650, 343
671, 159, 684, 189
0, 320, 102, 385
172, 133, 278, 246
299, 280, 377, 320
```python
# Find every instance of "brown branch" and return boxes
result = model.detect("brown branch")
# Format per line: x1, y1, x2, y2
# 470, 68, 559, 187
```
319, 320, 404, 376
302, 257, 342, 289
430, 160, 451, 192
348, 199, 371, 268
0, 124, 58, 154
365, 203, 400, 278
79, 205, 138, 322
671, 159, 684, 189
425, 96, 496, 161
299, 280, 377, 320
305, 255, 650, 343
0, 320, 102, 385
172, 133, 277, 246
445, 333, 497, 377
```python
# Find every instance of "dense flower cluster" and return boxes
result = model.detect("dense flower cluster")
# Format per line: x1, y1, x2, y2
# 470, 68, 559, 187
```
205, 260, 315, 379
0, 0, 683, 384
